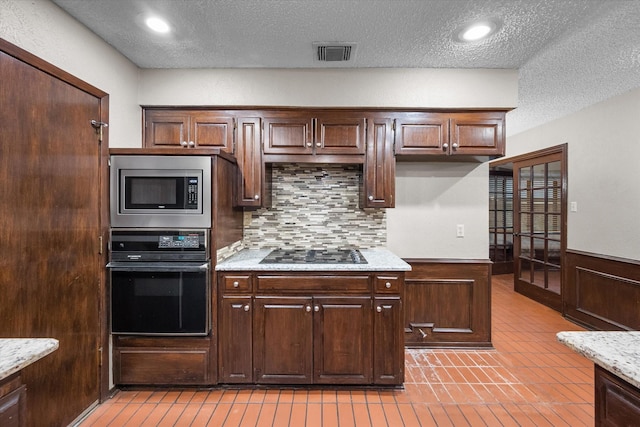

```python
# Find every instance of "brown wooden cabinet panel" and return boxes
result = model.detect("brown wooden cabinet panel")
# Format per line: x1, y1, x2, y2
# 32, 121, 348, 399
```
254, 297, 313, 384
0, 376, 26, 427
395, 112, 449, 155
235, 117, 264, 207
218, 296, 253, 383
373, 297, 403, 385
595, 365, 640, 427
115, 349, 210, 385
403, 260, 491, 348
315, 113, 366, 155
256, 274, 371, 293
313, 297, 372, 384
363, 116, 395, 208
450, 112, 504, 155
263, 114, 314, 155
143, 109, 233, 152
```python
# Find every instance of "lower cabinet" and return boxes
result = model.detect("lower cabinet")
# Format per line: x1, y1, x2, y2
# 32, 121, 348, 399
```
595, 365, 640, 427
218, 272, 404, 386
0, 375, 26, 427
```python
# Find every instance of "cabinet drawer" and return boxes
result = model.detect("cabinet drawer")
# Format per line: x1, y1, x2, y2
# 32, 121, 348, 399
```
114, 348, 210, 385
375, 275, 401, 293
223, 275, 252, 292
257, 274, 370, 293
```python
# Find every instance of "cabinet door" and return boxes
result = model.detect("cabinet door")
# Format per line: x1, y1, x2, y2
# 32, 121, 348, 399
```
0, 383, 26, 427
235, 117, 263, 207
394, 112, 449, 155
191, 111, 234, 152
315, 113, 366, 155
450, 112, 505, 156
143, 110, 190, 148
218, 296, 253, 383
313, 297, 372, 384
363, 117, 395, 208
262, 115, 314, 154
373, 297, 403, 385
254, 297, 313, 384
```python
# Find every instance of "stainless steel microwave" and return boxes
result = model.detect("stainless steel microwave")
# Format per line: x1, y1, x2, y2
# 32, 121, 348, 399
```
110, 155, 211, 228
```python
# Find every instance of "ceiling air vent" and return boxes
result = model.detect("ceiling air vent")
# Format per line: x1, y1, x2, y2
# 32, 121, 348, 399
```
315, 43, 355, 62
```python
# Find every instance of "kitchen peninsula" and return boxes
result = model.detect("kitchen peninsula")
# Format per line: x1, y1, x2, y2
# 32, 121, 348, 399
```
216, 248, 410, 386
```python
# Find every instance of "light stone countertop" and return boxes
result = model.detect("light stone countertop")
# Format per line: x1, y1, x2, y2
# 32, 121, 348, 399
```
557, 331, 640, 389
215, 248, 411, 272
0, 338, 59, 381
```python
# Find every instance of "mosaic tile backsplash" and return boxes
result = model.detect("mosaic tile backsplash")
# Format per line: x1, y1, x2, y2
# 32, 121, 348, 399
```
242, 164, 386, 249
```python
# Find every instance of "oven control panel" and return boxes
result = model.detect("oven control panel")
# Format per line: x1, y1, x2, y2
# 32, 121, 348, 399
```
158, 234, 201, 249
110, 229, 209, 262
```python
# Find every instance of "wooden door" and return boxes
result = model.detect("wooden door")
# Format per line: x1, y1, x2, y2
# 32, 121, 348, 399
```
313, 297, 372, 384
513, 149, 566, 311
373, 297, 403, 384
235, 117, 263, 207
1, 43, 105, 427
218, 296, 253, 383
191, 111, 234, 152
394, 112, 449, 155
450, 112, 505, 156
253, 297, 313, 384
262, 115, 313, 154
144, 109, 191, 147
364, 116, 395, 208
315, 113, 366, 155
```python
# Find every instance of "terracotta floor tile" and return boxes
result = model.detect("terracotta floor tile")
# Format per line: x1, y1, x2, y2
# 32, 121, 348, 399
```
381, 402, 403, 426
290, 403, 308, 426
428, 404, 455, 427
156, 403, 187, 426
249, 389, 267, 403
443, 404, 472, 426
137, 403, 171, 426
233, 389, 254, 403
322, 402, 339, 426
278, 389, 295, 403
255, 403, 277, 427
305, 402, 322, 427
293, 389, 309, 403
208, 403, 233, 425
396, 403, 421, 427
367, 403, 387, 427
338, 402, 356, 426
188, 403, 216, 426
272, 401, 292, 426
174, 402, 204, 426
239, 403, 262, 426
321, 389, 337, 403
352, 403, 371, 426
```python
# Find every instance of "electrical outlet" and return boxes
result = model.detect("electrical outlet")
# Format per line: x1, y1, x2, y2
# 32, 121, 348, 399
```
456, 224, 465, 238
570, 201, 578, 212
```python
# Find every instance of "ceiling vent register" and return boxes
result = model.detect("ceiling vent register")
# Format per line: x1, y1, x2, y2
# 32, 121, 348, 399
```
315, 44, 354, 61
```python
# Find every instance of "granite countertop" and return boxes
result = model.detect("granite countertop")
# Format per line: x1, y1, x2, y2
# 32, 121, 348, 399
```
557, 331, 640, 389
0, 338, 59, 381
216, 248, 411, 272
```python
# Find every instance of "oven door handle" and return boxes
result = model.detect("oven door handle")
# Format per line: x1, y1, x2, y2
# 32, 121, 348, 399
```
106, 261, 210, 272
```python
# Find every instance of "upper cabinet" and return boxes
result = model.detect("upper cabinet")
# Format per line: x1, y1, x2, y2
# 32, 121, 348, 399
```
262, 111, 366, 162
144, 109, 234, 152
395, 111, 506, 158
363, 115, 395, 208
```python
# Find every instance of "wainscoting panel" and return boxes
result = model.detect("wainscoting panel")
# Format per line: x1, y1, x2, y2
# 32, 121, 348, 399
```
565, 250, 640, 330
403, 259, 492, 348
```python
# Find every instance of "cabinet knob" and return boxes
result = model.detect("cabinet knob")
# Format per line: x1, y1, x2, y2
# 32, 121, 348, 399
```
314, 305, 320, 312
385, 282, 392, 289
306, 142, 312, 147
243, 304, 250, 312
254, 194, 260, 200
368, 195, 374, 201
442, 143, 449, 150
315, 142, 321, 147
452, 142, 459, 150
233, 281, 239, 288
305, 305, 312, 313
376, 306, 383, 313
180, 141, 188, 147
188, 140, 195, 147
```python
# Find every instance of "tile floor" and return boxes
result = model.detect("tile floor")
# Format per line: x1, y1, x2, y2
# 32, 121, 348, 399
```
77, 274, 593, 426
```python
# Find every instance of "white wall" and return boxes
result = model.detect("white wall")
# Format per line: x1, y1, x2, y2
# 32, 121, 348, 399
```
505, 88, 640, 261
0, 0, 141, 147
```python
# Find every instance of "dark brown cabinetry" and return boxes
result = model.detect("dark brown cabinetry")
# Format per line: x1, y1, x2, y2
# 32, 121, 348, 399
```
217, 271, 404, 386
0, 375, 26, 427
595, 365, 640, 427
363, 115, 395, 208
234, 117, 266, 208
144, 109, 234, 152
262, 111, 366, 161
395, 111, 505, 157
403, 260, 492, 348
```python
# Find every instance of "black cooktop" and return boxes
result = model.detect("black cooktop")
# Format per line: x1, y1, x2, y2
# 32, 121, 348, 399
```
259, 249, 368, 264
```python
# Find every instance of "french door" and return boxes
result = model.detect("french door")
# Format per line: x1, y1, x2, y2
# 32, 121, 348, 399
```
513, 148, 566, 311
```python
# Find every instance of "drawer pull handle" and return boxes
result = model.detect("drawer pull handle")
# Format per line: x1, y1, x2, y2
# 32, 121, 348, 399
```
385, 282, 392, 289
243, 304, 250, 312
314, 305, 320, 312
376, 306, 383, 313
305, 305, 312, 313
233, 281, 239, 288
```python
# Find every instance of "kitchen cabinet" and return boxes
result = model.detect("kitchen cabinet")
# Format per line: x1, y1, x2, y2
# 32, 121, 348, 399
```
595, 365, 640, 427
217, 271, 404, 386
363, 115, 395, 208
262, 111, 366, 161
0, 375, 26, 427
395, 111, 505, 158
143, 109, 234, 152
235, 117, 268, 208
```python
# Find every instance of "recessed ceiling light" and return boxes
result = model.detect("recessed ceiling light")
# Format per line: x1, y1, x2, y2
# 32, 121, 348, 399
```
457, 21, 497, 42
145, 16, 170, 34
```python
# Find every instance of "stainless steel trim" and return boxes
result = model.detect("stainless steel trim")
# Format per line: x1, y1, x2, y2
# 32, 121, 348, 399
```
106, 261, 210, 272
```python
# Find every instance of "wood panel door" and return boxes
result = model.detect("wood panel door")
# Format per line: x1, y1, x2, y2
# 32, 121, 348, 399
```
313, 297, 372, 385
373, 297, 403, 384
513, 148, 566, 311
1, 42, 106, 427
218, 297, 253, 383
253, 297, 313, 384
364, 116, 395, 208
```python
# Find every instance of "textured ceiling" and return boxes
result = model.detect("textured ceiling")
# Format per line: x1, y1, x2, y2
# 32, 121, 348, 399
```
50, 0, 640, 136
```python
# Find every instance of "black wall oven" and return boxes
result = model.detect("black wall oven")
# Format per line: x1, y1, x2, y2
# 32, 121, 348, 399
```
108, 229, 210, 336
